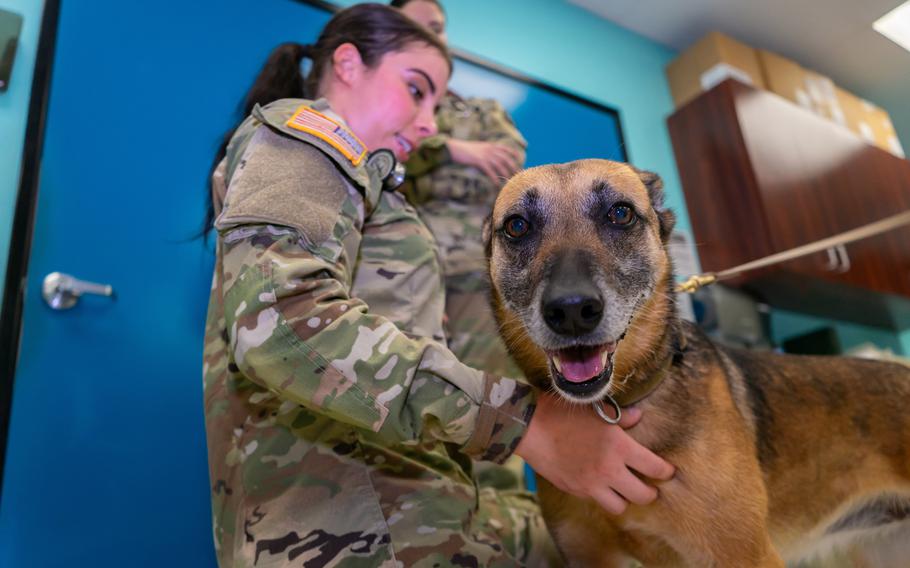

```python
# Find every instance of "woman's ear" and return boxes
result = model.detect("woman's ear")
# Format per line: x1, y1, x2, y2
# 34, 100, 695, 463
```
332, 42, 365, 86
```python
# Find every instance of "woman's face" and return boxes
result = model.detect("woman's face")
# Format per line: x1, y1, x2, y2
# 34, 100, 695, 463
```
399, 1, 447, 44
344, 43, 449, 162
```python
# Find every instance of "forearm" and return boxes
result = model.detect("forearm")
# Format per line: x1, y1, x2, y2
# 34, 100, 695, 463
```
220, 225, 535, 459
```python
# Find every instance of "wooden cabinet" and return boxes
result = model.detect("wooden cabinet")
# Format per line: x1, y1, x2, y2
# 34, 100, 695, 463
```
667, 79, 910, 329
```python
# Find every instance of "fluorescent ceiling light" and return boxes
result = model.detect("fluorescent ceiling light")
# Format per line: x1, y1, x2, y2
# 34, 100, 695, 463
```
874, 1, 910, 52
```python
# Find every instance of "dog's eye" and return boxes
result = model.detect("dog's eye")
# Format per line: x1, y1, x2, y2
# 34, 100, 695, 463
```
607, 203, 636, 227
503, 216, 530, 239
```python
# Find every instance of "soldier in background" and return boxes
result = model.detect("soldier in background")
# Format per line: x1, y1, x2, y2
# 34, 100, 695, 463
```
392, 0, 527, 381
203, 4, 673, 567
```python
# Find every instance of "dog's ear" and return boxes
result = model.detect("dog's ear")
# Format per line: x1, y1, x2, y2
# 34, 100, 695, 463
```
482, 214, 493, 259
632, 167, 676, 243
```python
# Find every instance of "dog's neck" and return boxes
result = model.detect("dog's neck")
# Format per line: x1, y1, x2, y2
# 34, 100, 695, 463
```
609, 271, 683, 407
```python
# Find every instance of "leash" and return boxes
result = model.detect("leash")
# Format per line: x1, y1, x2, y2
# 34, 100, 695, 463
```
675, 210, 910, 294
593, 211, 910, 424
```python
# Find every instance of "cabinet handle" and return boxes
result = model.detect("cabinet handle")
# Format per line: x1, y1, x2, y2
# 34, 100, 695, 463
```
824, 247, 840, 271
834, 245, 851, 273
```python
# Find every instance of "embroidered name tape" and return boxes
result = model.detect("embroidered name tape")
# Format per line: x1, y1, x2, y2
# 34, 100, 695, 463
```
285, 106, 367, 166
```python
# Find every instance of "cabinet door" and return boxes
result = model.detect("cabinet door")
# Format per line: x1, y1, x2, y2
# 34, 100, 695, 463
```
736, 85, 869, 251
735, 82, 910, 297
822, 148, 910, 296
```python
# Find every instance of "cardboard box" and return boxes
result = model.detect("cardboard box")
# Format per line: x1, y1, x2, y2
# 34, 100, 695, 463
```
835, 87, 905, 158
666, 32, 766, 108
804, 70, 842, 123
669, 34, 906, 158
758, 50, 847, 125
835, 87, 865, 133
757, 49, 813, 111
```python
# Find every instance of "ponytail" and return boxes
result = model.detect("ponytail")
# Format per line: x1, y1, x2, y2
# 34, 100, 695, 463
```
243, 42, 313, 112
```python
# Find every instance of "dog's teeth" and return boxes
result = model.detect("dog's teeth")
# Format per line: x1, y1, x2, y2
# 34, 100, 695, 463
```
600, 350, 609, 367
552, 358, 562, 373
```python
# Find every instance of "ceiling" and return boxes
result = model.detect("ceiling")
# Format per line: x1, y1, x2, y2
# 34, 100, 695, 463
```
568, 0, 910, 114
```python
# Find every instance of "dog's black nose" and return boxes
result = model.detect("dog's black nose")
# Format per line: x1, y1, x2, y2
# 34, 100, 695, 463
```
543, 294, 604, 336
541, 250, 604, 336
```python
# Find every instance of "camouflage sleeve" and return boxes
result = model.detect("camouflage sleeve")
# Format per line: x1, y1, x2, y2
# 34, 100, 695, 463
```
219, 223, 536, 463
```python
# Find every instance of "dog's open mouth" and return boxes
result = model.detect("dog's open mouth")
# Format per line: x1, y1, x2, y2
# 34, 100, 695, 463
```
547, 342, 617, 397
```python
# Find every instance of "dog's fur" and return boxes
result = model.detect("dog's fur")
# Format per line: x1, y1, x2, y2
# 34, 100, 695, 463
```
483, 159, 910, 567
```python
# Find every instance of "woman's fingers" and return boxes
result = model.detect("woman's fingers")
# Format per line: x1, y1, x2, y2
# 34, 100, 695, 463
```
627, 439, 676, 481
490, 145, 520, 174
479, 162, 500, 184
502, 144, 523, 163
483, 149, 516, 181
612, 469, 660, 506
592, 487, 629, 516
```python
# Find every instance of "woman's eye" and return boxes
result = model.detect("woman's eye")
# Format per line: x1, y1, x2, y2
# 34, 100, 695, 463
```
408, 83, 424, 102
607, 203, 636, 227
503, 216, 530, 239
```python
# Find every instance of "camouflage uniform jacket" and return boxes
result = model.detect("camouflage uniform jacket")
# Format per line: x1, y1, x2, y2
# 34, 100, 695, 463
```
203, 98, 537, 567
403, 93, 527, 281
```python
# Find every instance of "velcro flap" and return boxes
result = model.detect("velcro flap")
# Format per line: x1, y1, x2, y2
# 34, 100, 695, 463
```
215, 127, 355, 252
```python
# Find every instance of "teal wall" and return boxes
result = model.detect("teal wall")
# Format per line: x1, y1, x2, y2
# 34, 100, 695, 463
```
335, 0, 691, 237
0, 0, 43, 306
884, 97, 909, 158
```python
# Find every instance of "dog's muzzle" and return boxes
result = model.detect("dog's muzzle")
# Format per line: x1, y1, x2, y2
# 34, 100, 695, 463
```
539, 251, 617, 399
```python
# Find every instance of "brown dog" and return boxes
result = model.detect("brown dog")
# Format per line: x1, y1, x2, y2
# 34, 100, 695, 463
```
483, 159, 910, 567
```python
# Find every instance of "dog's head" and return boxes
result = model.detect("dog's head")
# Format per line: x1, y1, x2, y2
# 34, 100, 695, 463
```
484, 159, 676, 403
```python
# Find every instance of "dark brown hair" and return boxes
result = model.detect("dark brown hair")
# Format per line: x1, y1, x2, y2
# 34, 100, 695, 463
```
202, 3, 451, 237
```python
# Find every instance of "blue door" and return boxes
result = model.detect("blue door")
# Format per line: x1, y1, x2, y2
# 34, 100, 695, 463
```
0, 1, 331, 566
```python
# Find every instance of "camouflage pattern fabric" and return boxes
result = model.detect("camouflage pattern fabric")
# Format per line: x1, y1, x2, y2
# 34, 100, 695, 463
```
203, 98, 558, 567
402, 94, 527, 379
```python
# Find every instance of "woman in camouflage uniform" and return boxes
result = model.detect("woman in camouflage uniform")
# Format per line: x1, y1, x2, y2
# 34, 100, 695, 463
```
202, 4, 673, 567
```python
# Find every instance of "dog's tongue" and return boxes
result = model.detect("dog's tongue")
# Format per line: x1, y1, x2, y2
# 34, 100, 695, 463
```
556, 351, 604, 383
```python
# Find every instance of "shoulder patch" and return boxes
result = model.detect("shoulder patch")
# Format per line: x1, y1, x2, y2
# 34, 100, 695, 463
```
215, 127, 361, 255
285, 105, 367, 166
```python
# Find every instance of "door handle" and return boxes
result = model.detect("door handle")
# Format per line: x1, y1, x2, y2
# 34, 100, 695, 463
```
42, 272, 115, 310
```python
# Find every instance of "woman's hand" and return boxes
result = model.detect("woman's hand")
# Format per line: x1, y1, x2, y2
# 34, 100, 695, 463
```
446, 139, 523, 184
515, 393, 675, 515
